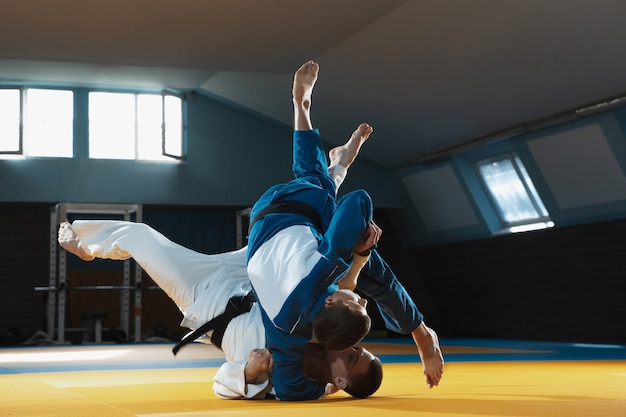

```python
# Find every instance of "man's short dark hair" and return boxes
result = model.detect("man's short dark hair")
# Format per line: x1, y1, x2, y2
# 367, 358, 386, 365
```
345, 356, 383, 399
313, 304, 371, 350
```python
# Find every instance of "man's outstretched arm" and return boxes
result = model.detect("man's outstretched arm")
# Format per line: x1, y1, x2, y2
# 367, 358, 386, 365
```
357, 251, 444, 389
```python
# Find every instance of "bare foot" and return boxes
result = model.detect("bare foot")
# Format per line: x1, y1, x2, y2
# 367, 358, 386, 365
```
292, 60, 319, 110
412, 323, 444, 388
57, 222, 94, 261
328, 123, 373, 170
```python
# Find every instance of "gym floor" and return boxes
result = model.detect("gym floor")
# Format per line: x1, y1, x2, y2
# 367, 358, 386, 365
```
1, 338, 625, 417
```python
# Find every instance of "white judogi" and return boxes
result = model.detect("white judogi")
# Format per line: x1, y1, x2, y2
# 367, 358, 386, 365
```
63, 164, 350, 400
67, 220, 269, 398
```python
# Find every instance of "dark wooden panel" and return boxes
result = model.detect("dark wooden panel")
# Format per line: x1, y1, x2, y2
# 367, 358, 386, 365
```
410, 219, 626, 343
0, 203, 50, 344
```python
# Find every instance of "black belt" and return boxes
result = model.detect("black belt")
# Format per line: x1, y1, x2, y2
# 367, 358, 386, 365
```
172, 291, 256, 355
249, 201, 323, 233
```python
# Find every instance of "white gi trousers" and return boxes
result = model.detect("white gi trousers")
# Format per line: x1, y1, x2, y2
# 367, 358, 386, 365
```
68, 220, 270, 398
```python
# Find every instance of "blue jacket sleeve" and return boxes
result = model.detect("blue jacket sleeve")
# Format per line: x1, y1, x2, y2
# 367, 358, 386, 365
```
356, 250, 424, 334
317, 189, 373, 269
262, 311, 326, 401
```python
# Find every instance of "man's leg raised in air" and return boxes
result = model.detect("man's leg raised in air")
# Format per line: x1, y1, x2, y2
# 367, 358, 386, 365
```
293, 60, 318, 131
328, 123, 374, 191
58, 220, 249, 314
292, 61, 374, 190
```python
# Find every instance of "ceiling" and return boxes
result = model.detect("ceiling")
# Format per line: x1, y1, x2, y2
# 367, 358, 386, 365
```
3, 0, 626, 168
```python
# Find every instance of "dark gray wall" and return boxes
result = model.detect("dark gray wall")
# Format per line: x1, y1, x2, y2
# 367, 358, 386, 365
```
410, 217, 626, 344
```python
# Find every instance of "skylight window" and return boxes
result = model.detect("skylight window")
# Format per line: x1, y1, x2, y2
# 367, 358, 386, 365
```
476, 154, 553, 232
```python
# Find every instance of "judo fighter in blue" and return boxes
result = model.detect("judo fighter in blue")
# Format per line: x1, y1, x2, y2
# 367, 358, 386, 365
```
246, 60, 444, 401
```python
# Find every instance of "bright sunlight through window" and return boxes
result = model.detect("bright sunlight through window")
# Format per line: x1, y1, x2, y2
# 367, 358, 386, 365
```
476, 154, 553, 233
0, 89, 20, 153
0, 88, 73, 157
89, 92, 183, 161
25, 89, 74, 157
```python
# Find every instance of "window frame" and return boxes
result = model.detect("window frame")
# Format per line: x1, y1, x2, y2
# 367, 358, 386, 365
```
0, 87, 24, 155
475, 152, 552, 230
1, 85, 186, 162
87, 89, 186, 162
1, 87, 75, 158
161, 90, 185, 161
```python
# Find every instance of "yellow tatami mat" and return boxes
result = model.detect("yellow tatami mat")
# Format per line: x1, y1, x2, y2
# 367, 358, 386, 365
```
1, 340, 625, 417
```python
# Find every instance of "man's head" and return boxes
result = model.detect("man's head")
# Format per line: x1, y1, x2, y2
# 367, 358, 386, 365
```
304, 344, 383, 399
313, 289, 370, 350
329, 346, 383, 398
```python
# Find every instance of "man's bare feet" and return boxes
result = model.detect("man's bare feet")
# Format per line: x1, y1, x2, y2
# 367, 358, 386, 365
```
329, 123, 373, 170
292, 60, 319, 111
411, 323, 444, 389
58, 222, 95, 261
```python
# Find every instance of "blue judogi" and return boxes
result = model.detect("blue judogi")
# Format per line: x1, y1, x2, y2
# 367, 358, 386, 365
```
247, 129, 423, 401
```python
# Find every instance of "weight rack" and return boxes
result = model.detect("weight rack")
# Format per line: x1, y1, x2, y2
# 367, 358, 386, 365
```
39, 203, 143, 343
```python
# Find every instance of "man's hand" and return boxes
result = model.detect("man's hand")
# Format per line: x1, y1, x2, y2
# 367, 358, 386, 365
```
354, 221, 382, 255
244, 348, 274, 384
411, 323, 444, 389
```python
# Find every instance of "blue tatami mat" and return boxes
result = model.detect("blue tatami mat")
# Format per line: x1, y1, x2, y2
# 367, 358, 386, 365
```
1, 338, 625, 375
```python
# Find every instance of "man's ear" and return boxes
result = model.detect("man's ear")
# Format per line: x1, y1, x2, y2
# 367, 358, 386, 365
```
325, 295, 333, 306
332, 376, 348, 390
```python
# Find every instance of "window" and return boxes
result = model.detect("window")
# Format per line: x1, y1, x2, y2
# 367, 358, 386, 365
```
89, 92, 183, 161
163, 94, 184, 158
476, 154, 553, 233
0, 88, 73, 157
0, 89, 20, 153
